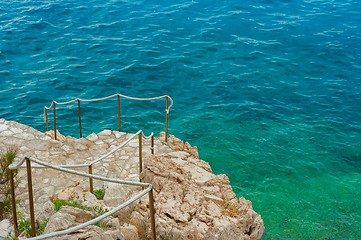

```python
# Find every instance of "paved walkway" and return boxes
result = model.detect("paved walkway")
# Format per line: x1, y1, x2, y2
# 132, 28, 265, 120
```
0, 119, 171, 215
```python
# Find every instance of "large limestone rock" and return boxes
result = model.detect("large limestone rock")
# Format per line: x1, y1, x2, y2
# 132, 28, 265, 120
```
138, 144, 264, 240
0, 219, 12, 239
42, 206, 127, 240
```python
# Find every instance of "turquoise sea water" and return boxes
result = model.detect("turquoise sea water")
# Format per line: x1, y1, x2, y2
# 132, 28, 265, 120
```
1, 0, 361, 239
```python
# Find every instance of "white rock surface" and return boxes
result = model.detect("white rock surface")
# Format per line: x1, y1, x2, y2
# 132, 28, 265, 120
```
0, 219, 12, 239
0, 119, 264, 239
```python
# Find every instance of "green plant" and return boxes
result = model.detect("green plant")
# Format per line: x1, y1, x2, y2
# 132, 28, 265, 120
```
6, 230, 16, 240
17, 212, 48, 237
92, 205, 107, 214
0, 148, 17, 220
52, 198, 107, 214
92, 189, 105, 200
37, 220, 48, 233
18, 213, 31, 237
53, 199, 84, 211
160, 234, 169, 240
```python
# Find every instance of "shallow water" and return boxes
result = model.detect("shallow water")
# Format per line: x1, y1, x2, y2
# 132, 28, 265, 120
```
1, 0, 361, 239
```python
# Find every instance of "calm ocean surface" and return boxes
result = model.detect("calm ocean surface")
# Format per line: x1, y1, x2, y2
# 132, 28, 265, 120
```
1, 0, 361, 239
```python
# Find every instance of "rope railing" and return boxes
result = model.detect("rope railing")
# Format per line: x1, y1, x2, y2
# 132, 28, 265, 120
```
8, 157, 156, 240
8, 129, 156, 239
12, 130, 154, 192
43, 93, 173, 142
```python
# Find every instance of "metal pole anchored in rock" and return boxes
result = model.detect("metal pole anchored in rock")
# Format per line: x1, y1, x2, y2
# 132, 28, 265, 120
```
26, 157, 36, 237
117, 95, 121, 132
44, 107, 49, 131
149, 188, 156, 240
77, 99, 82, 138
53, 102, 57, 140
89, 165, 94, 193
151, 135, 154, 155
139, 132, 143, 181
165, 96, 169, 142
10, 169, 18, 236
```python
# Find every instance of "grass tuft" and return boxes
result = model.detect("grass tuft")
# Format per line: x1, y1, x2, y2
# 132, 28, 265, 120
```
17, 212, 48, 237
92, 189, 105, 200
52, 198, 107, 214
0, 148, 18, 220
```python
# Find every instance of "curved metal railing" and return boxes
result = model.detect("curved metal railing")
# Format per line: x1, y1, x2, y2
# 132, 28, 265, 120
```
8, 130, 156, 239
44, 93, 173, 141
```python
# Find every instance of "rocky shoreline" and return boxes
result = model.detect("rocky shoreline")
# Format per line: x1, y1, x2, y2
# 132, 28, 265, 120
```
0, 119, 264, 239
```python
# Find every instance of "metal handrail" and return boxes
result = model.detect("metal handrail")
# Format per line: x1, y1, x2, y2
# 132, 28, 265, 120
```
9, 157, 156, 240
8, 130, 156, 239
43, 93, 173, 142
10, 130, 154, 192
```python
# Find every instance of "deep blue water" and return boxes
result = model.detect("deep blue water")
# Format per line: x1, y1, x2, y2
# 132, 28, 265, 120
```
1, 0, 361, 239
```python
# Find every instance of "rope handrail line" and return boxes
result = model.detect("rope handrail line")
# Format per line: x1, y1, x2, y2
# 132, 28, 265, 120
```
27, 186, 152, 240
25, 156, 149, 187
9, 127, 157, 239
142, 131, 154, 139
43, 93, 172, 142
9, 130, 154, 170
12, 156, 153, 239
44, 93, 174, 112
89, 130, 142, 166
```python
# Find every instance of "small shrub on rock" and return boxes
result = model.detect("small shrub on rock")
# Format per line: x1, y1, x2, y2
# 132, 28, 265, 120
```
0, 148, 17, 220
92, 189, 105, 200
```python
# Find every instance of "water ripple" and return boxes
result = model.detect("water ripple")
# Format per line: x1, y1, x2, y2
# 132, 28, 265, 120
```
1, 0, 361, 239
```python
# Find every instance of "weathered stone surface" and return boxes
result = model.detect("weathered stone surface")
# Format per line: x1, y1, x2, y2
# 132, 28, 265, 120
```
36, 200, 56, 223
0, 120, 264, 239
119, 224, 139, 240
43, 206, 96, 234
98, 129, 112, 136
113, 131, 125, 139
82, 192, 105, 209
45, 130, 75, 142
0, 130, 13, 137
101, 217, 121, 230
43, 211, 76, 234
55, 183, 87, 200
0, 123, 7, 131
162, 133, 199, 158
140, 150, 264, 239
86, 133, 98, 141
0, 219, 12, 239
46, 225, 125, 240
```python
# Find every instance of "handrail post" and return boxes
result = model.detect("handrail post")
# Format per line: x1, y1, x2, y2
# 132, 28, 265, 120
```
165, 96, 169, 142
53, 102, 57, 140
117, 95, 121, 132
149, 188, 156, 240
89, 165, 93, 193
77, 99, 83, 138
44, 107, 49, 131
25, 158, 36, 237
139, 132, 143, 180
151, 135, 154, 155
10, 169, 18, 236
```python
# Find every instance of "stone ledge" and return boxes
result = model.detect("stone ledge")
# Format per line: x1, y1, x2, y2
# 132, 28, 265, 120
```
0, 119, 264, 239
